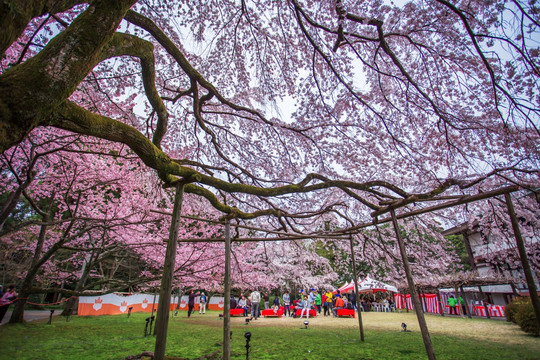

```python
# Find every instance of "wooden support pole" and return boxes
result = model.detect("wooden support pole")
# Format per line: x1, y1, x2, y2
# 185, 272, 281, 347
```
390, 209, 436, 360
510, 282, 520, 297
435, 289, 444, 317
504, 193, 540, 329
420, 288, 427, 313
348, 234, 365, 341
460, 285, 472, 319
154, 183, 185, 360
477, 286, 490, 319
223, 220, 232, 360
454, 286, 463, 317
462, 232, 477, 271
151, 293, 157, 318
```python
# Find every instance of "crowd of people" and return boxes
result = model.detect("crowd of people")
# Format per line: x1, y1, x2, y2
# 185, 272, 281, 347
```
227, 288, 396, 319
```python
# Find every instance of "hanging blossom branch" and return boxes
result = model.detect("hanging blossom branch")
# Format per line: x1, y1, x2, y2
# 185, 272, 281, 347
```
1, 0, 537, 228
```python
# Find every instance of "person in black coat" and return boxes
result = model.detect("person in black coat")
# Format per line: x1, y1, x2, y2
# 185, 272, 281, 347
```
348, 291, 357, 311
187, 290, 199, 318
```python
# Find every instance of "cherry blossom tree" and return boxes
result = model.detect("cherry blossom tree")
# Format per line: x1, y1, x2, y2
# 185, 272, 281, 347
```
0, 128, 172, 322
0, 1, 537, 224
1, 1, 538, 358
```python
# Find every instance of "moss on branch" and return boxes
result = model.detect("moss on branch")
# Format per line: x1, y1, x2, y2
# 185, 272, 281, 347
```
47, 101, 392, 218
97, 32, 168, 148
0, 0, 136, 152
0, 0, 86, 55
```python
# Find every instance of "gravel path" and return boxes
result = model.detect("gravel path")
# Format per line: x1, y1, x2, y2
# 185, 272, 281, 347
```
0, 310, 56, 326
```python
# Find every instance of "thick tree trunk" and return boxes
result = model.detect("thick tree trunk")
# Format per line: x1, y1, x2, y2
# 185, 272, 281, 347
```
0, 0, 136, 152
9, 213, 49, 323
9, 288, 29, 323
0, 1, 86, 56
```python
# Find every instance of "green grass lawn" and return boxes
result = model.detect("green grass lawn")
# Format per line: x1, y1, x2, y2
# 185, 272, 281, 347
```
1, 310, 539, 359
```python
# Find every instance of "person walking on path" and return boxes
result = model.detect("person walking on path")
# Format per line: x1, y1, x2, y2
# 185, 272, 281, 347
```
199, 292, 207, 314
282, 290, 291, 317
187, 290, 199, 318
0, 285, 16, 323
250, 290, 261, 320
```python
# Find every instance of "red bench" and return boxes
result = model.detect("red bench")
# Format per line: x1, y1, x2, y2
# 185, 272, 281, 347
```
295, 309, 317, 318
261, 308, 283, 317
336, 309, 355, 318
230, 309, 244, 316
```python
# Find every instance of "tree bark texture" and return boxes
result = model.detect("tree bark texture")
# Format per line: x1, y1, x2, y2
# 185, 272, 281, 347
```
504, 193, 540, 330
390, 209, 436, 360
154, 183, 184, 360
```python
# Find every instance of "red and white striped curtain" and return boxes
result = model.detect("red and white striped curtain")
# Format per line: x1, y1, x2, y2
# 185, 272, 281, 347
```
394, 293, 506, 317
394, 293, 440, 314
421, 294, 440, 313
394, 294, 413, 310
473, 305, 506, 317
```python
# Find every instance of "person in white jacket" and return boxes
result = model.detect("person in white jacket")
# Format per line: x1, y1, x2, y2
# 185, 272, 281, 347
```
199, 292, 207, 314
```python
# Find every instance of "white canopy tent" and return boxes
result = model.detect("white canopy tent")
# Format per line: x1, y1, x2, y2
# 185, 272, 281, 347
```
337, 276, 398, 294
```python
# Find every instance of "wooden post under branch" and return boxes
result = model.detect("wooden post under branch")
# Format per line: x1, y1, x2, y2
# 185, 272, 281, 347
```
477, 286, 490, 319
504, 193, 540, 330
223, 220, 232, 360
348, 234, 365, 341
420, 288, 427, 313
454, 285, 463, 317
459, 285, 472, 319
404, 293, 409, 312
435, 289, 444, 317
390, 209, 437, 360
154, 183, 185, 360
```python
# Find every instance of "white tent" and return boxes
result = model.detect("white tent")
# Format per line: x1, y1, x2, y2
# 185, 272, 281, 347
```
337, 276, 398, 294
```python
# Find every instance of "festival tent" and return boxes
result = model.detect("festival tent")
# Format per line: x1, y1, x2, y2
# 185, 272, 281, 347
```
358, 276, 398, 293
337, 282, 353, 293
337, 276, 398, 294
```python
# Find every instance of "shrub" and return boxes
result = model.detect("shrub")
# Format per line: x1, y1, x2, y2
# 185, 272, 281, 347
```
505, 297, 529, 324
515, 304, 540, 336
506, 297, 539, 336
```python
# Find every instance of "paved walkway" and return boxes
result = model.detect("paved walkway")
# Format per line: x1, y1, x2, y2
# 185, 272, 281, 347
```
0, 310, 56, 326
